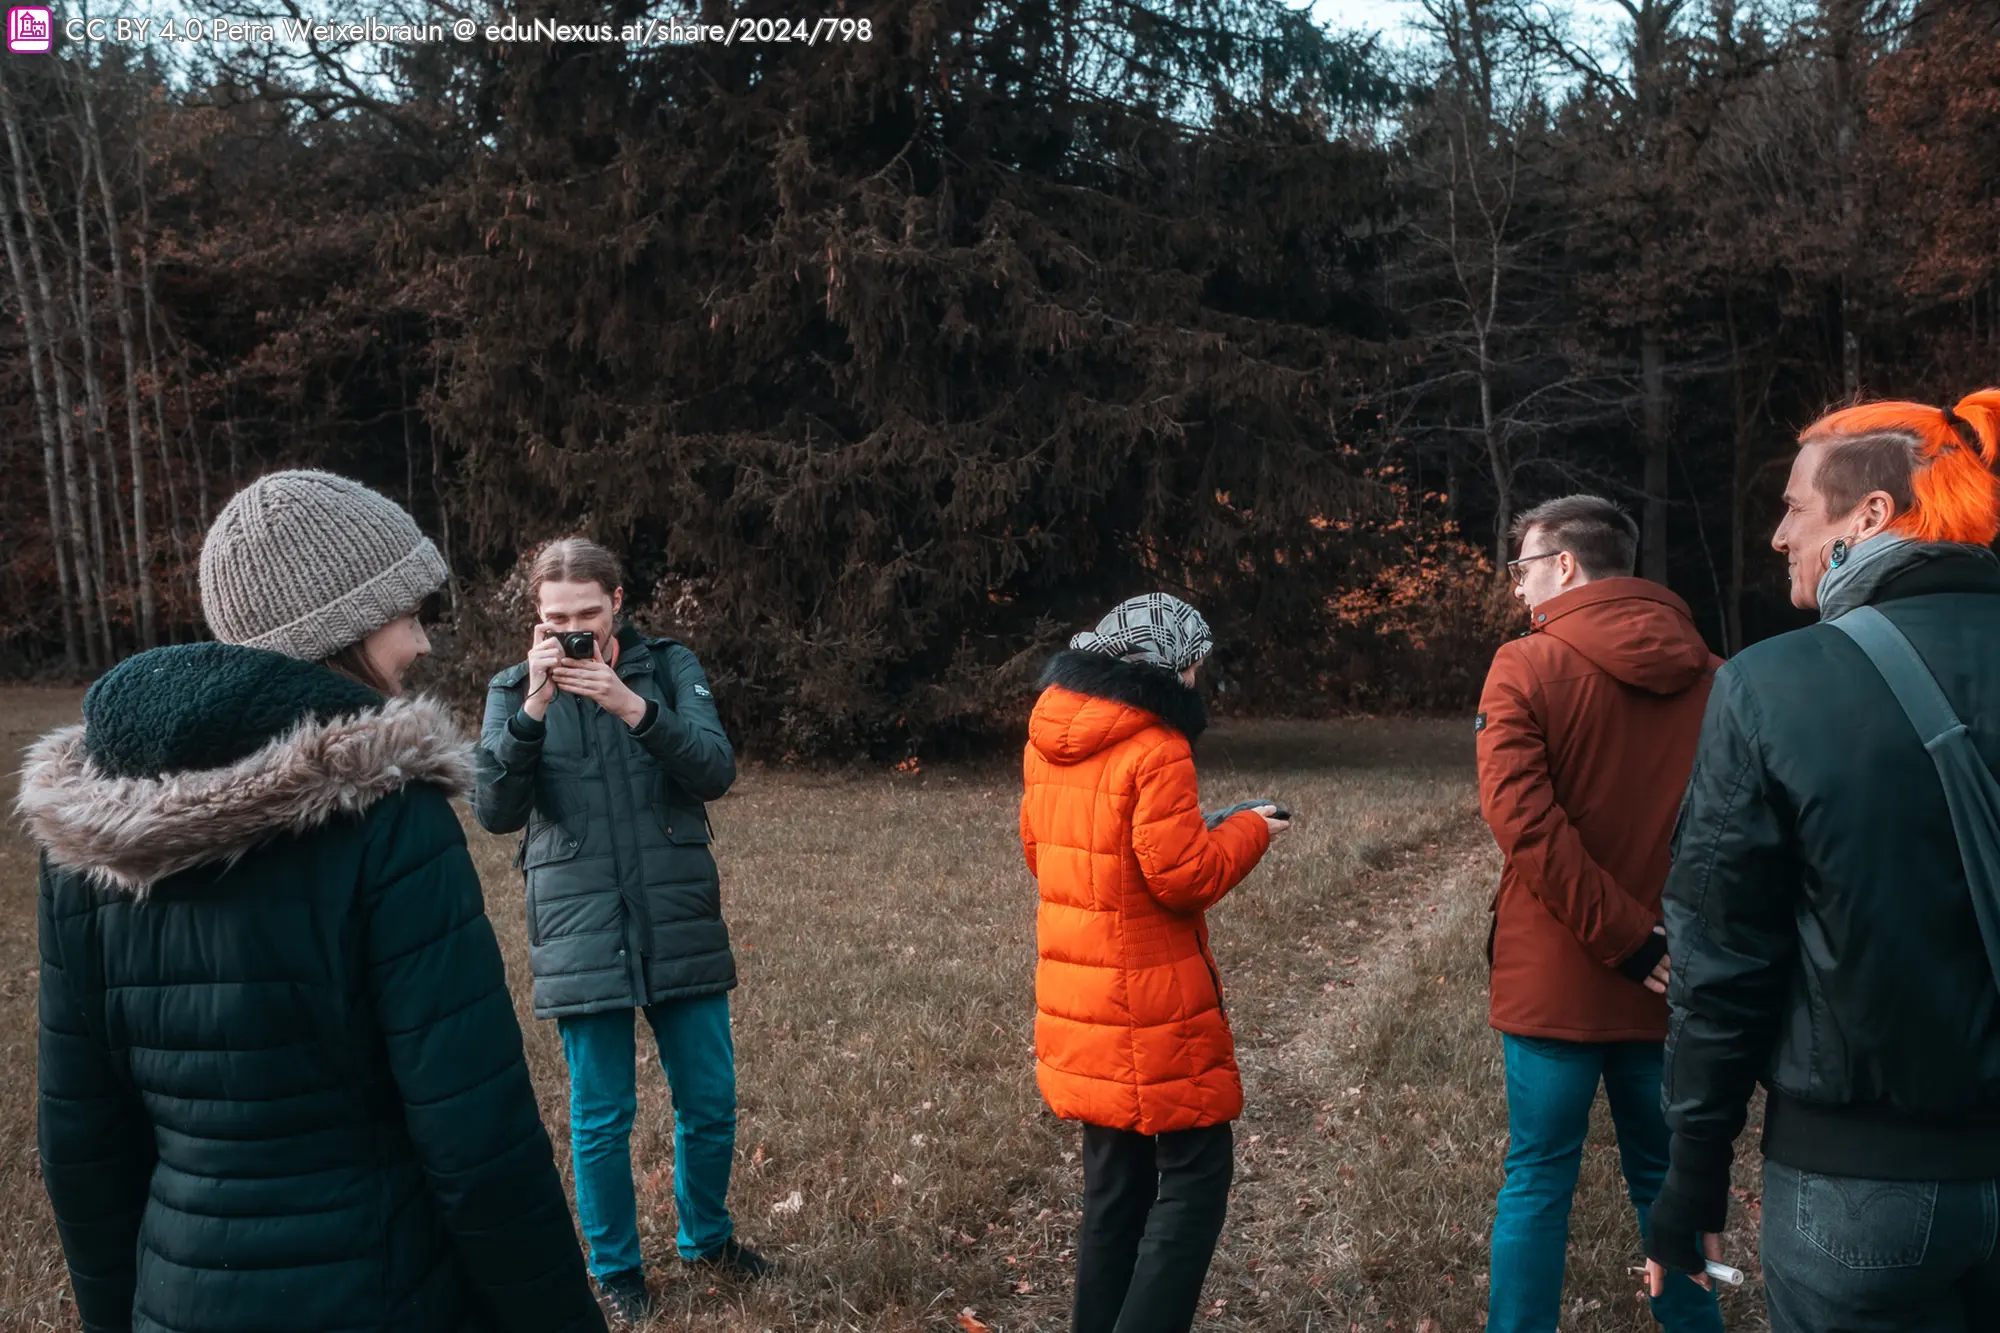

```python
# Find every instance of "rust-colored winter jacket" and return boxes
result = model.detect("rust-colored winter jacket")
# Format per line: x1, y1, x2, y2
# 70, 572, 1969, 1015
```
1020, 651, 1271, 1134
1476, 578, 1719, 1043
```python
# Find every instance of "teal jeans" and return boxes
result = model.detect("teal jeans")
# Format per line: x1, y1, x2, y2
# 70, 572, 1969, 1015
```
1488, 1034, 1724, 1333
557, 995, 737, 1276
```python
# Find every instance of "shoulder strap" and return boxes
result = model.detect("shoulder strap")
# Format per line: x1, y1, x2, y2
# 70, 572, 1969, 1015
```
1829, 606, 1963, 746
1832, 605, 2000, 992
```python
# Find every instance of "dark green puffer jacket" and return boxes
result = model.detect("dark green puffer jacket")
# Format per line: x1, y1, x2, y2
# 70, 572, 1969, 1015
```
473, 627, 736, 1019
17, 644, 604, 1333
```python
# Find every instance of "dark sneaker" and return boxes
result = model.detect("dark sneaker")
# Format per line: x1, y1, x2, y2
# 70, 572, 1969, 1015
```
691, 1238, 774, 1280
598, 1268, 655, 1323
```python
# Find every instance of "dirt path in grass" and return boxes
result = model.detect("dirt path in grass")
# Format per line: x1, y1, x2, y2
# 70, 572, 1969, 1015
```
1175, 821, 1509, 1333
1157, 790, 1769, 1333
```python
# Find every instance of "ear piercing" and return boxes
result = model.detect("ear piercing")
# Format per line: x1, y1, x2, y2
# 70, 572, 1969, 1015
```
1830, 538, 1850, 569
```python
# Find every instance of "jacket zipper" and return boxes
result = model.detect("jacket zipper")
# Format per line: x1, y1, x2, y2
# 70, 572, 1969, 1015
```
575, 690, 595, 763
597, 663, 650, 1002
581, 689, 627, 894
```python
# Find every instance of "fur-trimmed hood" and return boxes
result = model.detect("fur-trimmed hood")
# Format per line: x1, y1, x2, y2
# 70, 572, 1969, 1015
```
1029, 649, 1207, 764
16, 645, 476, 897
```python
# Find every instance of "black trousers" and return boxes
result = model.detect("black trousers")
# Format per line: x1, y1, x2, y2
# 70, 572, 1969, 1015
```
1073, 1121, 1234, 1333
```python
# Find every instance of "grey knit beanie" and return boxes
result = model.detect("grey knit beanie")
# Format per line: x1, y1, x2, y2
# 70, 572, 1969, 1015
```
199, 470, 448, 661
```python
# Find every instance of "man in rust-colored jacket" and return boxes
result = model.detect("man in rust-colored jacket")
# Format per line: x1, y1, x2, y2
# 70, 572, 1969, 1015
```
1475, 495, 1723, 1333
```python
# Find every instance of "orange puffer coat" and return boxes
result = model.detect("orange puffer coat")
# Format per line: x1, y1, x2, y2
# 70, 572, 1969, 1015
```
1020, 651, 1272, 1135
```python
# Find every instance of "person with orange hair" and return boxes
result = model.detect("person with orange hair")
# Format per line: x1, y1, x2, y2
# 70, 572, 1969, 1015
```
1644, 390, 2000, 1330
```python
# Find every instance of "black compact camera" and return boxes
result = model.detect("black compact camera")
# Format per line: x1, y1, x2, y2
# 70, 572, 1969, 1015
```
553, 630, 598, 659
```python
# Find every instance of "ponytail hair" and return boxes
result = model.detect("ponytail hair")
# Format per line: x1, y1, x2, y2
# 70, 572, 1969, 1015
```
1799, 388, 2000, 545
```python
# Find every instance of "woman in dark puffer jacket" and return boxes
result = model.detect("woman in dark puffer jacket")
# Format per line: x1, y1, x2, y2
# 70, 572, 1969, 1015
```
16, 471, 604, 1333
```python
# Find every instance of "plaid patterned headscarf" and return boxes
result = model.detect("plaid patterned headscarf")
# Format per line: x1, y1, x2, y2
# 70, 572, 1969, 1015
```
1070, 594, 1213, 674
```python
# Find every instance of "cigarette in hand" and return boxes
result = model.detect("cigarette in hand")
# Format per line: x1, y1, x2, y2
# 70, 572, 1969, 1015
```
1630, 1262, 1746, 1287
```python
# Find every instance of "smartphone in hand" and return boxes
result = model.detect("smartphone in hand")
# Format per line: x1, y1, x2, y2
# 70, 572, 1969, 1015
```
1203, 797, 1290, 829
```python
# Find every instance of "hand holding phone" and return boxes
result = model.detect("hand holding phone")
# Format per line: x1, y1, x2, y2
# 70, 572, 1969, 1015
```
1203, 797, 1292, 831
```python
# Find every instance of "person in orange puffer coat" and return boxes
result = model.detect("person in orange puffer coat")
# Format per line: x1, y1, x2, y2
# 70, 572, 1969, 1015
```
1020, 593, 1290, 1333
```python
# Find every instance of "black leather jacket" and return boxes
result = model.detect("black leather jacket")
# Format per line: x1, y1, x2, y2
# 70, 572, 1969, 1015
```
1648, 545, 2000, 1266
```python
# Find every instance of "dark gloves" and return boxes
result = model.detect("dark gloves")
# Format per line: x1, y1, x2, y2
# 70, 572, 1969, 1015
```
1615, 928, 1670, 985
1645, 1136, 1732, 1272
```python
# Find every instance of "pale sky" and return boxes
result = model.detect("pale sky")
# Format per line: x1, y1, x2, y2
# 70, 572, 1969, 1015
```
1311, 0, 1633, 53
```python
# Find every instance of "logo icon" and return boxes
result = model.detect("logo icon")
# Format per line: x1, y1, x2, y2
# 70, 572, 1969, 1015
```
6, 6, 52, 50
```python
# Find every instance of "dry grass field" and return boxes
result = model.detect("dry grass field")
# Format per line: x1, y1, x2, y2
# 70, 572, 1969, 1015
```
0, 688, 1765, 1332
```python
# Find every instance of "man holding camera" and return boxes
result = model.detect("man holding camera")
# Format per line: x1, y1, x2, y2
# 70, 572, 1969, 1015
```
473, 539, 768, 1324
1475, 496, 1723, 1333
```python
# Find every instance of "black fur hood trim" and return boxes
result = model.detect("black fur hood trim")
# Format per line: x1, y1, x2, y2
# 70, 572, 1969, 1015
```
1038, 650, 1207, 743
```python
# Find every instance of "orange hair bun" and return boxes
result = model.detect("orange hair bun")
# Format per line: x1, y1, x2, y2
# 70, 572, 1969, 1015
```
1801, 389, 2000, 545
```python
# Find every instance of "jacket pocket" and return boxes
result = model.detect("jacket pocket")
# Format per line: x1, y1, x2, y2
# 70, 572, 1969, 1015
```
1795, 1173, 1936, 1270
1485, 881, 1503, 969
523, 823, 583, 947
1198, 941, 1226, 1017
654, 794, 712, 846
524, 822, 583, 869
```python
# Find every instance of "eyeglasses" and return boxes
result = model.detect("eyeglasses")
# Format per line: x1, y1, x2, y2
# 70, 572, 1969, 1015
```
1505, 551, 1562, 586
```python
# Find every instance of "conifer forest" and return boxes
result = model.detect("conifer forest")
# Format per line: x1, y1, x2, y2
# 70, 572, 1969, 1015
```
3, 0, 1996, 758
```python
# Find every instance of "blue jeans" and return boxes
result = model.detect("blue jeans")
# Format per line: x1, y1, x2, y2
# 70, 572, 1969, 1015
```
558, 995, 737, 1276
1760, 1160, 2000, 1332
1487, 1035, 1724, 1333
